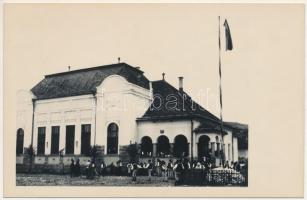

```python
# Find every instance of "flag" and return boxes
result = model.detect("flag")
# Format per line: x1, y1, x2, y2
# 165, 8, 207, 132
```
223, 19, 233, 51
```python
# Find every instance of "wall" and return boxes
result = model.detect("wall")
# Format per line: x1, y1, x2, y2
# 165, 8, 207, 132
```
95, 75, 151, 154
16, 90, 35, 152
193, 129, 238, 163
32, 94, 96, 155
18, 74, 151, 156
137, 120, 193, 144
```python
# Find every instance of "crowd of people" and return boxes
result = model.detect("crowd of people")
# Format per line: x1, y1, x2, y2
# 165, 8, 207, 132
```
126, 158, 213, 185
69, 157, 246, 185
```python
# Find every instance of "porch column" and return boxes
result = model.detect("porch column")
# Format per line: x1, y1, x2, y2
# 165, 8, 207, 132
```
170, 143, 174, 156
211, 142, 215, 155
188, 143, 190, 157
153, 143, 157, 157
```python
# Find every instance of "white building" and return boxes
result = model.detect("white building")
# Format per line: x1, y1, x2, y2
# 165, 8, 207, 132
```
16, 63, 248, 168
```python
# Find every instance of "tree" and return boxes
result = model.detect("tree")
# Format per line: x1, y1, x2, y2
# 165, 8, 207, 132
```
127, 143, 138, 163
24, 144, 35, 173
89, 145, 98, 162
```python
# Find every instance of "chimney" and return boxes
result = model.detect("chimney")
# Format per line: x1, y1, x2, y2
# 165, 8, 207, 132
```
178, 76, 183, 92
162, 73, 165, 81
118, 57, 121, 63
68, 66, 71, 71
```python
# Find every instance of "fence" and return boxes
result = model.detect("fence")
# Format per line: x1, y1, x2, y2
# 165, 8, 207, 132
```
181, 169, 248, 186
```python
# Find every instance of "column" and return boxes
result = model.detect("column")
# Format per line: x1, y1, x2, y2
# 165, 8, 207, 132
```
153, 143, 157, 157
91, 97, 96, 146
59, 124, 66, 155
192, 136, 197, 160
170, 143, 174, 157
75, 111, 81, 155
45, 125, 51, 155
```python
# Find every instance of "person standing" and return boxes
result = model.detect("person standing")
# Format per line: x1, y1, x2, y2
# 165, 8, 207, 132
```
161, 161, 168, 182
85, 159, 91, 177
132, 161, 139, 182
70, 159, 75, 178
174, 159, 184, 185
224, 160, 230, 169
167, 159, 174, 180
145, 160, 153, 181
75, 159, 81, 177
230, 161, 234, 169
156, 159, 162, 177
127, 162, 133, 176
100, 161, 106, 176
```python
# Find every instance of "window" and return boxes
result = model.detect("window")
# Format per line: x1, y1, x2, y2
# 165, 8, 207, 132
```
198, 135, 210, 159
16, 128, 24, 155
81, 124, 91, 155
51, 126, 60, 155
157, 135, 170, 157
65, 125, 75, 154
140, 136, 153, 157
37, 127, 46, 155
174, 135, 189, 157
107, 123, 118, 154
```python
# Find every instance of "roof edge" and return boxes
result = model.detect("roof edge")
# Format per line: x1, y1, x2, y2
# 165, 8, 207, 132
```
44, 62, 144, 78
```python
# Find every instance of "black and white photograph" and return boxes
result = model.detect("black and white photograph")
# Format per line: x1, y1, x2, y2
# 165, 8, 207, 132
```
13, 4, 249, 187
3, 2, 304, 198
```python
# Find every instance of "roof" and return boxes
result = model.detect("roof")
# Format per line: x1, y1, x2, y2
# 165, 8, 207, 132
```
224, 122, 248, 131
31, 63, 150, 100
194, 120, 227, 135
137, 80, 220, 122
224, 122, 248, 150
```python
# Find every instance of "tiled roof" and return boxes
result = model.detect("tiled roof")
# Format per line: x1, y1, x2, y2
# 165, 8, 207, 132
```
137, 80, 220, 122
194, 121, 248, 135
31, 63, 150, 100
194, 120, 227, 134
224, 122, 248, 149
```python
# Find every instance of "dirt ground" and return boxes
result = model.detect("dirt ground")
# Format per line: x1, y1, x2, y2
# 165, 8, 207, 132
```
16, 173, 175, 186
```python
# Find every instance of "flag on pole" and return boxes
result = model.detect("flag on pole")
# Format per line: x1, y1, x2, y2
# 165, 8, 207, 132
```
223, 19, 233, 51
218, 17, 234, 165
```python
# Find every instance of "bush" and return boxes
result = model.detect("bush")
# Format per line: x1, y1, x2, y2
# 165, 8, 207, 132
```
127, 143, 138, 162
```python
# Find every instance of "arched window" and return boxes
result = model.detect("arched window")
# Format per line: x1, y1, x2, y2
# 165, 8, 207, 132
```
198, 135, 210, 159
157, 135, 170, 157
16, 128, 24, 155
107, 123, 118, 154
174, 135, 189, 157
140, 136, 153, 157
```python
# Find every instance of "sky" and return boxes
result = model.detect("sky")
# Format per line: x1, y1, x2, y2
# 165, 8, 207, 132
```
4, 4, 304, 125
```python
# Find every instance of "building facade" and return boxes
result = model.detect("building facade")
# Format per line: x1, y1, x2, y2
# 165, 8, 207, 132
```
16, 63, 248, 170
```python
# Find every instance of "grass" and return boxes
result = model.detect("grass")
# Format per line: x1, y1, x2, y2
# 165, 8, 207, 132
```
16, 174, 175, 186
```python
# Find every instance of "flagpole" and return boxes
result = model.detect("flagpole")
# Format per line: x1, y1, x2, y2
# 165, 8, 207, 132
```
218, 16, 225, 166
